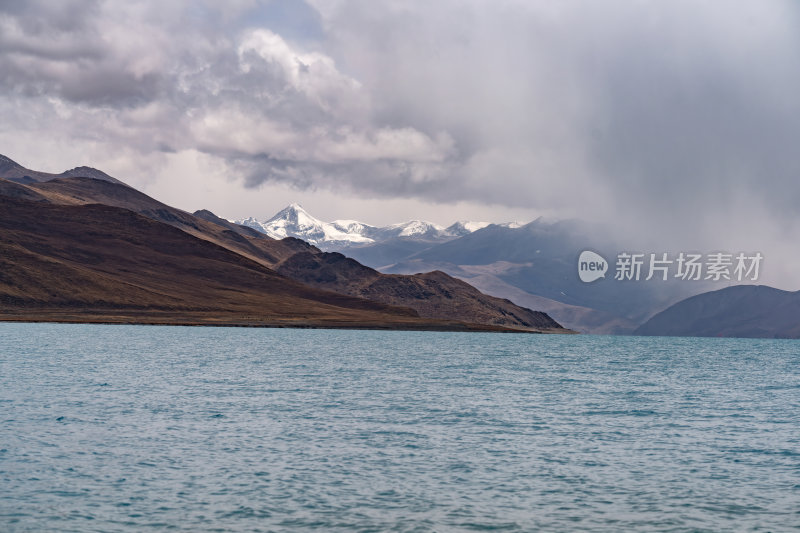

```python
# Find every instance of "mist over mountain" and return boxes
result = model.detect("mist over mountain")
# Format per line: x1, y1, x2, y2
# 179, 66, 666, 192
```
237, 203, 717, 334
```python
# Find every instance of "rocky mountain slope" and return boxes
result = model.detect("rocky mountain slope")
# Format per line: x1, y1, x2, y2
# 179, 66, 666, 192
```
273, 248, 563, 330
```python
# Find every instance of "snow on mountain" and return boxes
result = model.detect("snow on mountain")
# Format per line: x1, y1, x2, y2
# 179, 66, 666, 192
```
238, 203, 374, 245
385, 220, 445, 238
444, 221, 491, 237
236, 204, 501, 247
331, 219, 381, 240
499, 221, 524, 229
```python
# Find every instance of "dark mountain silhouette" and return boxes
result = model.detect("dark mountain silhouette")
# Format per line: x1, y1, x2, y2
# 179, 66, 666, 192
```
634, 285, 800, 338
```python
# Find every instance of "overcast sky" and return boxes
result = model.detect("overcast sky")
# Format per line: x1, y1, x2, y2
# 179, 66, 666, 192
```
1, 0, 799, 286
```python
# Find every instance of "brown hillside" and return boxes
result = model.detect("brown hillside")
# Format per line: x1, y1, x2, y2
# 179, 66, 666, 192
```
0, 194, 507, 331
275, 251, 564, 331
0, 155, 568, 332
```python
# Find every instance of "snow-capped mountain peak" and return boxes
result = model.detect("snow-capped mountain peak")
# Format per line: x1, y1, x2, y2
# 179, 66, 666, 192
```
331, 219, 378, 236
239, 204, 374, 245
444, 220, 491, 237
235, 204, 503, 248
265, 203, 320, 233
387, 220, 444, 238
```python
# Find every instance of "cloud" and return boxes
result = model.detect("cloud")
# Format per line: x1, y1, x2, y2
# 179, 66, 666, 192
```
1, 0, 800, 286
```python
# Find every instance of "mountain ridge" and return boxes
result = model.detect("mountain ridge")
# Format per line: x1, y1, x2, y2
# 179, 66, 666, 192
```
0, 155, 567, 333
0, 154, 125, 186
236, 203, 493, 247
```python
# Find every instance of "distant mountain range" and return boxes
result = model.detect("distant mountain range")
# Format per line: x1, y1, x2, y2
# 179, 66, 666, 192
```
239, 204, 711, 334
5, 154, 791, 338
0, 154, 565, 333
635, 285, 800, 338
237, 203, 502, 247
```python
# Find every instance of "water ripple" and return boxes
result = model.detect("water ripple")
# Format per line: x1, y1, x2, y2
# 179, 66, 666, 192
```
1, 324, 799, 531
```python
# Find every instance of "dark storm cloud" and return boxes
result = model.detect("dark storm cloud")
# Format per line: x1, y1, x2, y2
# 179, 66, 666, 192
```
0, 0, 165, 106
294, 0, 800, 256
568, 1, 800, 241
2, 0, 800, 259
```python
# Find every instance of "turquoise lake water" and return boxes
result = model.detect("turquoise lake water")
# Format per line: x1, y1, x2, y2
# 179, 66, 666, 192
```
1, 323, 798, 531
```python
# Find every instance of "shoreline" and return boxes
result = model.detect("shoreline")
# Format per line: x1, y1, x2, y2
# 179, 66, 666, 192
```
0, 313, 575, 334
